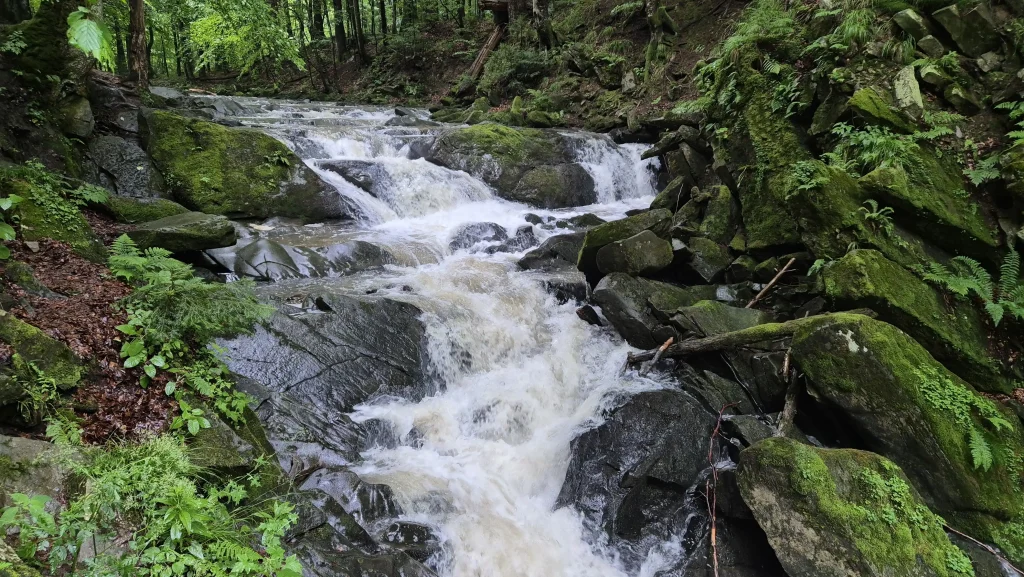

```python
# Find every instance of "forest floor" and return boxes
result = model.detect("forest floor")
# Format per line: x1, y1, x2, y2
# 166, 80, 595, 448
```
1, 219, 177, 444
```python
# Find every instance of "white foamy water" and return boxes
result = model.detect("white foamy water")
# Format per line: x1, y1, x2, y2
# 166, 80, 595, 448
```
231, 98, 679, 577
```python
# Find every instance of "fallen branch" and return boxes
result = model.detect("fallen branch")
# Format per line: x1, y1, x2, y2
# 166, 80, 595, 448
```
746, 257, 797, 309
706, 403, 736, 577
943, 524, 1024, 576
627, 309, 878, 366
775, 348, 799, 437
639, 337, 674, 376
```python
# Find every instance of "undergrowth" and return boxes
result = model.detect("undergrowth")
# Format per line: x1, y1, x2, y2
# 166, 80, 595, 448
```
920, 248, 1024, 326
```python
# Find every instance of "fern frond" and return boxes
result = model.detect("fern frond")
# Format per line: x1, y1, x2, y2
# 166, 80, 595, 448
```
985, 302, 1005, 326
999, 247, 1020, 301
111, 234, 141, 257
950, 256, 994, 301
969, 429, 994, 471
986, 415, 1015, 433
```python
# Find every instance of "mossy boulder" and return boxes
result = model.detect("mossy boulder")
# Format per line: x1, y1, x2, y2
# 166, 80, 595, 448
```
0, 311, 82, 405
822, 250, 1012, 392
58, 97, 94, 138
698, 185, 738, 244
739, 437, 975, 577
686, 236, 732, 283
577, 209, 672, 283
127, 211, 237, 253
592, 273, 666, 349
790, 314, 1024, 558
106, 196, 190, 224
650, 176, 688, 212
0, 540, 43, 577
139, 109, 350, 221
0, 435, 68, 512
848, 88, 917, 133
4, 179, 105, 262
188, 412, 260, 477
595, 230, 673, 276
670, 300, 771, 337
859, 157, 998, 262
425, 123, 575, 204
509, 164, 597, 208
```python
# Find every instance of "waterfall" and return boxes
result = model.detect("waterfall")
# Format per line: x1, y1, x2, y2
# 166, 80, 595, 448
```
229, 98, 684, 577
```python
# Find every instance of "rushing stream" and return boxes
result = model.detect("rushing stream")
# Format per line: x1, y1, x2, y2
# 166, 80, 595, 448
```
222, 99, 677, 576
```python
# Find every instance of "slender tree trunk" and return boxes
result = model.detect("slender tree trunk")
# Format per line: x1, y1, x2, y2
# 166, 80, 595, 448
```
332, 0, 347, 57
172, 28, 181, 77
114, 18, 127, 75
349, 0, 365, 60
147, 23, 155, 76
312, 0, 325, 37
391, 0, 397, 33
378, 0, 387, 35
161, 32, 169, 76
128, 0, 148, 87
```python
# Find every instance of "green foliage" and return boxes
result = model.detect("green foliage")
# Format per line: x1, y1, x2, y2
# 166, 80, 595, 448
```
830, 122, 920, 174
189, 0, 303, 76
14, 356, 59, 423
478, 43, 552, 100
0, 421, 302, 576
857, 199, 896, 237
963, 155, 1000, 186
921, 248, 1024, 326
996, 100, 1024, 147
610, 0, 644, 18
0, 30, 27, 55
912, 52, 962, 75
67, 5, 116, 71
914, 365, 1014, 471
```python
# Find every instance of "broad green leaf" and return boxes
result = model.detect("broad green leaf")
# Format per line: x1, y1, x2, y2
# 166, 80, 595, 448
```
0, 223, 15, 241
67, 11, 116, 72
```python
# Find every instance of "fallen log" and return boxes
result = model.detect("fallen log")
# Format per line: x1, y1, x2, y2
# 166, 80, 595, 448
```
626, 309, 877, 366
468, 25, 505, 81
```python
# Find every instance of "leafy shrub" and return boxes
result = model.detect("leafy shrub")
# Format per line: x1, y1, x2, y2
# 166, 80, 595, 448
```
920, 247, 1024, 326
189, 0, 303, 76
0, 421, 302, 576
830, 122, 920, 174
478, 44, 552, 100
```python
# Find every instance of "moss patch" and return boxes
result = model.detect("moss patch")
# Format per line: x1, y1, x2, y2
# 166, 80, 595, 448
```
739, 437, 974, 577
1, 178, 105, 263
140, 110, 341, 221
848, 87, 917, 133
0, 311, 82, 397
822, 250, 1009, 392
791, 314, 1024, 561
577, 209, 672, 282
106, 196, 190, 224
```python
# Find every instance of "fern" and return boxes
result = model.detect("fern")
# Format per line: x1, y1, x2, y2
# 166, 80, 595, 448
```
1000, 247, 1020, 299
964, 155, 1001, 186
969, 429, 994, 472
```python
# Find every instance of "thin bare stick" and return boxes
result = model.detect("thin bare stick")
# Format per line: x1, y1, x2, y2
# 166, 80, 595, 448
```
707, 403, 736, 577
639, 337, 674, 376
943, 524, 1024, 576
776, 348, 799, 437
746, 257, 797, 309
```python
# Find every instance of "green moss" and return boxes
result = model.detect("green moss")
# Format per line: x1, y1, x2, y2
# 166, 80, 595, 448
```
791, 315, 1024, 556
741, 438, 973, 577
822, 250, 1008, 392
106, 196, 190, 224
141, 110, 328, 220
860, 155, 998, 260
848, 87, 917, 133
577, 209, 672, 280
1, 178, 105, 263
698, 185, 737, 244
0, 540, 43, 577
0, 311, 82, 393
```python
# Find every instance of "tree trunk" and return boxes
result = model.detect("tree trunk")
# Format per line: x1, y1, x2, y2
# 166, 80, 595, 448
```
349, 0, 365, 60
161, 31, 169, 76
312, 0, 325, 37
378, 0, 387, 35
128, 0, 148, 87
332, 0, 347, 56
147, 23, 155, 76
115, 18, 128, 75
0, 0, 30, 25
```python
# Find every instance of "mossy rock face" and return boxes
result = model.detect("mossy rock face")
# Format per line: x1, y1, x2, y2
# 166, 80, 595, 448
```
188, 412, 259, 478
670, 300, 771, 337
140, 109, 350, 222
592, 272, 663, 349
787, 161, 929, 268
127, 211, 237, 253
5, 180, 105, 263
595, 230, 673, 276
698, 185, 738, 244
577, 209, 672, 283
426, 123, 571, 201
650, 176, 688, 212
822, 250, 1012, 392
0, 540, 43, 577
0, 312, 82, 404
509, 164, 597, 208
859, 157, 997, 262
106, 196, 190, 224
791, 314, 1024, 557
739, 437, 974, 577
847, 87, 917, 133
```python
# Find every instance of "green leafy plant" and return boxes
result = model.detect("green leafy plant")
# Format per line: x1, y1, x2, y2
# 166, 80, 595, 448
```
857, 200, 896, 237
914, 365, 1014, 471
14, 357, 59, 423
67, 4, 116, 71
920, 247, 1024, 326
963, 155, 1001, 186
1, 420, 302, 576
996, 100, 1024, 147
0, 30, 27, 55
831, 123, 920, 174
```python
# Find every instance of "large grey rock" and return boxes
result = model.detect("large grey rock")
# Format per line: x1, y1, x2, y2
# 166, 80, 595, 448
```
317, 159, 393, 197
892, 8, 932, 40
686, 237, 732, 283
509, 163, 597, 208
944, 84, 982, 115
449, 222, 508, 251
209, 238, 395, 280
595, 230, 674, 276
221, 293, 428, 416
739, 438, 974, 577
518, 231, 586, 272
89, 136, 168, 199
932, 5, 1000, 57
894, 66, 924, 119
59, 97, 95, 138
592, 273, 664, 349
556, 389, 719, 568
917, 35, 946, 58
127, 211, 236, 252
577, 209, 673, 282
0, 435, 68, 513
149, 86, 186, 107
919, 64, 953, 89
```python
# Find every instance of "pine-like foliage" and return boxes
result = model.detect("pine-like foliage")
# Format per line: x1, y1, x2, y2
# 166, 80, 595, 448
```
969, 429, 994, 472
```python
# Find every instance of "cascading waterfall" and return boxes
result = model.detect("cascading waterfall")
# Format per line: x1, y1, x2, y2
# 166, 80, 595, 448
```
229, 98, 684, 576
